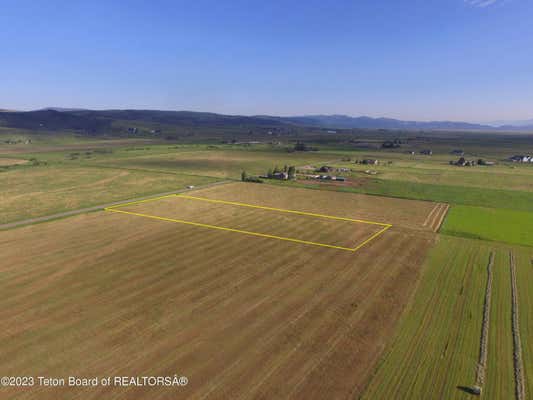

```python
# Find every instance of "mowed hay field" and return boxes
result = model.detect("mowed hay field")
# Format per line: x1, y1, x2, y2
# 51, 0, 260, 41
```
0, 166, 219, 224
112, 195, 386, 251
175, 182, 444, 232
516, 248, 533, 399
0, 184, 436, 400
362, 236, 533, 399
93, 148, 337, 179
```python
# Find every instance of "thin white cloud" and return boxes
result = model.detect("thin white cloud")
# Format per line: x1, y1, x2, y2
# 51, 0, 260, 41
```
465, 0, 505, 7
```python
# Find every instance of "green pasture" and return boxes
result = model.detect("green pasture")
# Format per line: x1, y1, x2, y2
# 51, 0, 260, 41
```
362, 236, 526, 399
441, 205, 533, 247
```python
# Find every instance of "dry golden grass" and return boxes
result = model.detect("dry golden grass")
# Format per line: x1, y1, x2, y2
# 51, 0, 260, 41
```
0, 166, 218, 224
0, 157, 28, 166
0, 184, 436, 399
188, 182, 441, 232
114, 194, 386, 251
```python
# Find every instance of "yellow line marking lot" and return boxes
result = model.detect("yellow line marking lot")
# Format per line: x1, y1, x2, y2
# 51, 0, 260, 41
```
105, 194, 392, 252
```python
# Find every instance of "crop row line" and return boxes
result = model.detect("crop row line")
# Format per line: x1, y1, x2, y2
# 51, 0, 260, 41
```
475, 251, 494, 388
510, 251, 525, 400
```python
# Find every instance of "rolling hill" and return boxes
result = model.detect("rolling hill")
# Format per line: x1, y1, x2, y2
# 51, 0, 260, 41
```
1, 109, 532, 134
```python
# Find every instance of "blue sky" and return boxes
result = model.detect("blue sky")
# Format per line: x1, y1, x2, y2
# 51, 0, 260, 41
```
1, 0, 532, 122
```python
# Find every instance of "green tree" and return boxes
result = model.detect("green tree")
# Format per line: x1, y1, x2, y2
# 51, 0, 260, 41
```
241, 170, 247, 181
288, 165, 296, 180
294, 141, 306, 151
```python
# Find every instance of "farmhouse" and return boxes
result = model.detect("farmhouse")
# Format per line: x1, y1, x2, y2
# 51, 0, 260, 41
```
361, 159, 379, 165
509, 155, 533, 163
272, 172, 289, 180
307, 174, 346, 182
450, 157, 494, 167
451, 157, 475, 167
477, 159, 495, 166
420, 149, 433, 155
382, 140, 401, 149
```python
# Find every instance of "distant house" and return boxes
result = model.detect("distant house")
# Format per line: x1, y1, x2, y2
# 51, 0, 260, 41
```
420, 149, 433, 155
382, 140, 401, 149
509, 155, 533, 163
272, 172, 288, 180
362, 159, 379, 165
452, 157, 476, 167
318, 165, 334, 172
451, 149, 464, 156
306, 174, 346, 182
477, 159, 495, 166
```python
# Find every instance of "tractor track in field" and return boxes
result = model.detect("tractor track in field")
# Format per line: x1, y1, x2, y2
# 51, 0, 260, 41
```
422, 203, 440, 227
423, 203, 440, 226
423, 203, 450, 232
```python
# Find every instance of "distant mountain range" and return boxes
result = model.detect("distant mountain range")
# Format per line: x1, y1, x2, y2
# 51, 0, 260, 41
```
276, 114, 507, 131
1, 108, 533, 133
486, 119, 533, 128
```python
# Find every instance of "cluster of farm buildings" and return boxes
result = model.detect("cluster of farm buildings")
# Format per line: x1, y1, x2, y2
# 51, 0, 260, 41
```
300, 165, 348, 182
509, 155, 533, 163
263, 171, 290, 180
450, 157, 495, 167
305, 174, 346, 182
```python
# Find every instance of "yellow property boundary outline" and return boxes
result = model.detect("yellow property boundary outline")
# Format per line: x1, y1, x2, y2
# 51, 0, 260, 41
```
105, 194, 392, 252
